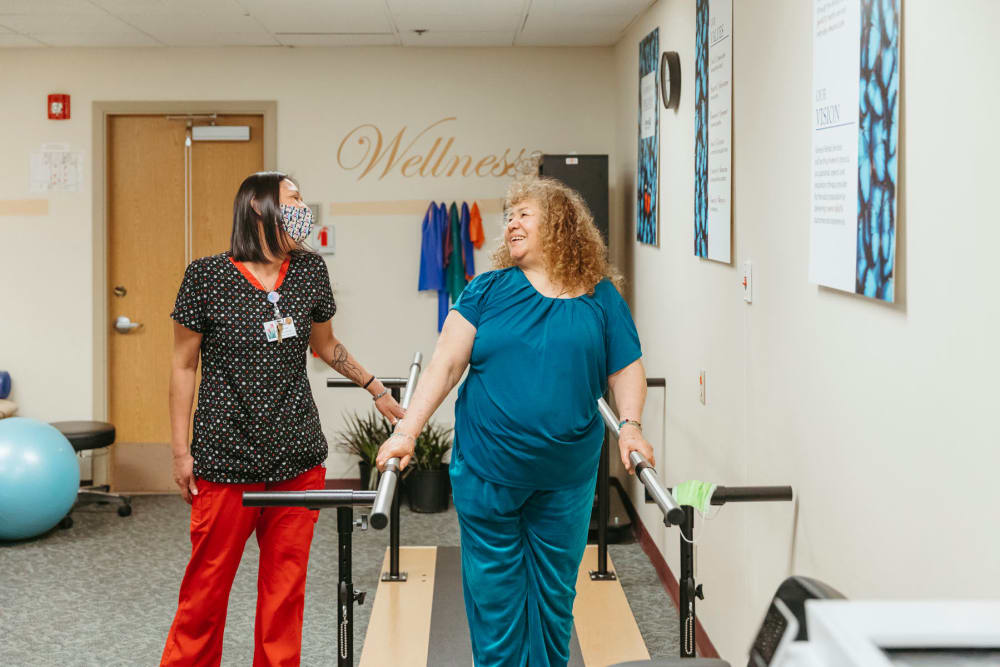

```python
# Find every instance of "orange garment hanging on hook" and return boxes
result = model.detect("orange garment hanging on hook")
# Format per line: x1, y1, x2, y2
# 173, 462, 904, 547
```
469, 202, 485, 250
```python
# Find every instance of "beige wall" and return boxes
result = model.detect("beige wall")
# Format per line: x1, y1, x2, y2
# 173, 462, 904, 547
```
0, 45, 617, 480
612, 0, 1000, 661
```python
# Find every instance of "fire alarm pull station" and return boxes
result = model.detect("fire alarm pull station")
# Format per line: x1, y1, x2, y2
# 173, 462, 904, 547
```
48, 94, 70, 120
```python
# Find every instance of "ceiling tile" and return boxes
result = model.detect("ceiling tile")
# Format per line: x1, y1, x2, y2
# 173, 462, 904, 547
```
528, 0, 651, 15
90, 0, 243, 13
145, 31, 279, 47
0, 0, 103, 14
399, 30, 515, 47
0, 12, 133, 33
393, 11, 521, 33
0, 0, 653, 48
239, 0, 392, 34
275, 33, 398, 47
388, 0, 526, 12
27, 31, 160, 46
117, 11, 266, 35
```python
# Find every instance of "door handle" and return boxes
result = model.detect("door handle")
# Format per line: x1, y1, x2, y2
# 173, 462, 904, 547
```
114, 316, 143, 334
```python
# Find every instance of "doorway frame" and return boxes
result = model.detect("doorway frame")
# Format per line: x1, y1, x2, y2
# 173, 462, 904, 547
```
91, 101, 277, 432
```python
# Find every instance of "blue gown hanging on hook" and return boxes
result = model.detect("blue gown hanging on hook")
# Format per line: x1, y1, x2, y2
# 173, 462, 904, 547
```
418, 202, 450, 331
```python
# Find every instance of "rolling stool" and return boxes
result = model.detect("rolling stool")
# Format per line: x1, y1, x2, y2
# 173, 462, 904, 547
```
51, 421, 132, 529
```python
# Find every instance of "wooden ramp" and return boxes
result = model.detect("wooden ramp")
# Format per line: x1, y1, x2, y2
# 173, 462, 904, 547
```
360, 544, 649, 666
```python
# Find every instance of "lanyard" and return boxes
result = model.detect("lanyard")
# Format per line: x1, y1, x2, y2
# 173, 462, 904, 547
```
267, 290, 282, 319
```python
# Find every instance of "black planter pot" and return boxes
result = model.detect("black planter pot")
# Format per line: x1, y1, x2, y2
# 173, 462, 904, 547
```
358, 460, 377, 491
405, 468, 450, 513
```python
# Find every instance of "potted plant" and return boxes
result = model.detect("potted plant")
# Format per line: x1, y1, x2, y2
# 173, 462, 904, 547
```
404, 421, 453, 513
335, 410, 392, 490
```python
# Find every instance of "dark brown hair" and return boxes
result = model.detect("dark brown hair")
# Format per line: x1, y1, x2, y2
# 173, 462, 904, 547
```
230, 171, 297, 262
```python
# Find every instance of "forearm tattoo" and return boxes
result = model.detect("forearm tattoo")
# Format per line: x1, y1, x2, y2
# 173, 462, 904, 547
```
331, 343, 366, 385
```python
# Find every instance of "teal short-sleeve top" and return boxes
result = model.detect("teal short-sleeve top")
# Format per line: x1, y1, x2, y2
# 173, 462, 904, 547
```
451, 267, 642, 490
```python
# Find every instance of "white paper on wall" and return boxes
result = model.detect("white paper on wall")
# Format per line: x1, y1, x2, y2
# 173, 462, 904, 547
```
30, 144, 83, 193
809, 0, 860, 294
707, 0, 733, 263
640, 72, 657, 139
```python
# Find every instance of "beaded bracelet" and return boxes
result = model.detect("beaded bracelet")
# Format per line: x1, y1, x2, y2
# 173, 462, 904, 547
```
372, 388, 389, 401
619, 418, 642, 432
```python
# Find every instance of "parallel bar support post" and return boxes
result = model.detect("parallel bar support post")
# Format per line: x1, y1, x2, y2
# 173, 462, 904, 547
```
382, 385, 407, 582
679, 506, 696, 658
590, 427, 616, 580
599, 430, 609, 572
337, 506, 353, 667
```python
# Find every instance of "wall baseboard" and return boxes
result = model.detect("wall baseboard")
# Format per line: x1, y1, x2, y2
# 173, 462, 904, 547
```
325, 478, 361, 490
612, 478, 720, 660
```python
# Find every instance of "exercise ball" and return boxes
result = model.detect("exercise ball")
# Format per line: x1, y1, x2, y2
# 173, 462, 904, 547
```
0, 418, 80, 541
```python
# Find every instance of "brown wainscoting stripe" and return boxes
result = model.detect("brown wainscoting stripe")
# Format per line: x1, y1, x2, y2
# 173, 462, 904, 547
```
324, 478, 361, 490
0, 199, 49, 216
329, 198, 504, 217
613, 478, 721, 659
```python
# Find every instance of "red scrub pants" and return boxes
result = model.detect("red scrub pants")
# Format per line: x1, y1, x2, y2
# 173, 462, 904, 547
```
160, 465, 325, 667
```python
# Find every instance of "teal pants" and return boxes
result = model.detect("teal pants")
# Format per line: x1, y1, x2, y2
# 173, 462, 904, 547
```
450, 446, 596, 667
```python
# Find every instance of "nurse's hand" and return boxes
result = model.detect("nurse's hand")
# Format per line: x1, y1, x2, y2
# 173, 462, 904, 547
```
375, 432, 416, 472
618, 427, 655, 474
374, 393, 405, 426
172, 452, 199, 504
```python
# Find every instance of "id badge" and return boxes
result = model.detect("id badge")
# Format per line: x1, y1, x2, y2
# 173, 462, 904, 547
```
263, 316, 298, 343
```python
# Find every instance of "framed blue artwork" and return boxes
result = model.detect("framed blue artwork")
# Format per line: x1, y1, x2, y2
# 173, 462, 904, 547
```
637, 28, 659, 246
694, 0, 733, 263
810, 0, 900, 302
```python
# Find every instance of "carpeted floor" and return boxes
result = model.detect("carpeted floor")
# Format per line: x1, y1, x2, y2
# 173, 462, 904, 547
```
0, 495, 679, 666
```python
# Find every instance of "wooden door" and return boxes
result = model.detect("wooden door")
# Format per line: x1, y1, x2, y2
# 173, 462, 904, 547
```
191, 115, 264, 258
108, 114, 263, 492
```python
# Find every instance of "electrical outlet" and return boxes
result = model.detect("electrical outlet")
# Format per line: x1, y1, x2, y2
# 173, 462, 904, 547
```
699, 370, 706, 405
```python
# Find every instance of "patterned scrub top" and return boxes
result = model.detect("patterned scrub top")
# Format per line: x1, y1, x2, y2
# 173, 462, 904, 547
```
171, 250, 337, 483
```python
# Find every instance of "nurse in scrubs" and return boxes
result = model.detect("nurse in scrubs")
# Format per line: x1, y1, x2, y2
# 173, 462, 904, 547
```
377, 177, 654, 666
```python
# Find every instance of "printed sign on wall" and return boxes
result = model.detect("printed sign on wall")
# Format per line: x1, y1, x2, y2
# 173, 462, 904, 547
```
637, 28, 659, 246
694, 0, 733, 263
809, 0, 899, 301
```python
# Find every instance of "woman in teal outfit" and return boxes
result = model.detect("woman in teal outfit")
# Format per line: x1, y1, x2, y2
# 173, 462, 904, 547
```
377, 178, 654, 666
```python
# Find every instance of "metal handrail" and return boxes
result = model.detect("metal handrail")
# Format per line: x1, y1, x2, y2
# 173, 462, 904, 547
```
597, 397, 684, 526
369, 352, 422, 530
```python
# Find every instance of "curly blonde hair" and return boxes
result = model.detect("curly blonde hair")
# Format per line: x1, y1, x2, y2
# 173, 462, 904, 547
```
492, 178, 622, 296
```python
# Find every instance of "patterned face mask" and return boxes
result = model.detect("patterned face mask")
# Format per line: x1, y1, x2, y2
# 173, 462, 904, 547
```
279, 203, 313, 242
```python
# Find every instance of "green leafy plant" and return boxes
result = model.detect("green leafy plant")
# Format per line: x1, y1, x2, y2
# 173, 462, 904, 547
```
335, 410, 392, 489
409, 421, 453, 472
336, 410, 453, 485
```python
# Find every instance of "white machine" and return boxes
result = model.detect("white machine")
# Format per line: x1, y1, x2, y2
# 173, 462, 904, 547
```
615, 577, 1000, 667
772, 600, 1000, 666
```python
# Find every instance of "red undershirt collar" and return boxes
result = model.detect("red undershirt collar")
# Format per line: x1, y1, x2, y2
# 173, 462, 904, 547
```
229, 255, 291, 292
